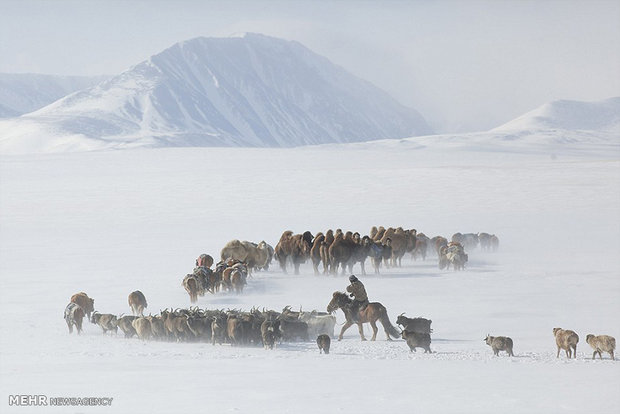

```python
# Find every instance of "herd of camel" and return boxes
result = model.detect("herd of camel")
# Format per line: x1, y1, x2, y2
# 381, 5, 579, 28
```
179, 227, 496, 301
220, 227, 500, 277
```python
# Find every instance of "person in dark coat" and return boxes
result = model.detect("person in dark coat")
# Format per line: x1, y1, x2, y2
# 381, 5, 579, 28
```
346, 275, 369, 322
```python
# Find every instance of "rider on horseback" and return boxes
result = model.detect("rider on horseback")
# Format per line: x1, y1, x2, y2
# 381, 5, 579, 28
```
346, 275, 369, 322
193, 254, 213, 292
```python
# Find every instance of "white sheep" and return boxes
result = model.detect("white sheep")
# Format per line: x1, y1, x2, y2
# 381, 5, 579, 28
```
585, 334, 616, 360
553, 327, 579, 359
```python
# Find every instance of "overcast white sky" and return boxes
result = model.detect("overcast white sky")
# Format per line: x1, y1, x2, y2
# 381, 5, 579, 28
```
1, 0, 619, 132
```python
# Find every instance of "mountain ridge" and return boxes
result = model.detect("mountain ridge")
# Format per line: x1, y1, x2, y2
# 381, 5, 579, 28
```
1, 33, 432, 150
0, 73, 108, 117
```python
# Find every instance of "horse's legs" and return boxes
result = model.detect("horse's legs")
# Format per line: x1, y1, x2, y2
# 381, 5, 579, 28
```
357, 322, 367, 341
369, 320, 378, 341
338, 321, 353, 341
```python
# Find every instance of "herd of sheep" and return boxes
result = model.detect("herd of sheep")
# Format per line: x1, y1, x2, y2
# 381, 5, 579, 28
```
62, 227, 615, 361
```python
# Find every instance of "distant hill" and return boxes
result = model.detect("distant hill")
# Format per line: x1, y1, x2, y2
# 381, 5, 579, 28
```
0, 33, 432, 152
0, 73, 108, 117
492, 97, 620, 133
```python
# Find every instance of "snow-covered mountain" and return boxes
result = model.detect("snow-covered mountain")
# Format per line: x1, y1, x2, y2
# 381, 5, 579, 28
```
0, 73, 108, 117
492, 97, 620, 133
0, 33, 432, 151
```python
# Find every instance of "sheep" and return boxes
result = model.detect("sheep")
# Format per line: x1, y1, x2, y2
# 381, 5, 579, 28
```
585, 334, 616, 360
401, 330, 432, 353
90, 311, 118, 334
317, 334, 331, 354
553, 327, 579, 359
131, 317, 152, 341
484, 334, 514, 356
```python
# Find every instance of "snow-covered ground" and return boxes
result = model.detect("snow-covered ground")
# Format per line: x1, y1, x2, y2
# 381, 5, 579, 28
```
1, 139, 619, 413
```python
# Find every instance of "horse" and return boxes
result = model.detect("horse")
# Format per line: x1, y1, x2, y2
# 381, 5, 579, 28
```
326, 291, 401, 341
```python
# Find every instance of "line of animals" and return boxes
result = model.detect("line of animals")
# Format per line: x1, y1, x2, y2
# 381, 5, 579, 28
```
272, 227, 499, 275
179, 228, 500, 302
485, 329, 616, 361
63, 291, 615, 360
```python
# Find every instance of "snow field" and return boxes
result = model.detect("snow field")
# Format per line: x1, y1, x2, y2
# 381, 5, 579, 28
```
1, 143, 618, 413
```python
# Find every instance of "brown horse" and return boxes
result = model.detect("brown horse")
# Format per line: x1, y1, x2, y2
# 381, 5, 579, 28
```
326, 291, 401, 341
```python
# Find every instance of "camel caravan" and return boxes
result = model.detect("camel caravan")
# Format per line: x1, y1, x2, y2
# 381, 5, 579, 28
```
272, 227, 500, 276
177, 227, 499, 303
181, 241, 275, 302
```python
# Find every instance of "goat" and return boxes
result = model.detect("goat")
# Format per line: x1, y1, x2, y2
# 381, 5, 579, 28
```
131, 317, 152, 341
117, 315, 138, 338
161, 309, 191, 342
146, 315, 166, 340
186, 313, 213, 341
226, 314, 246, 346
211, 311, 228, 345
261, 319, 281, 350
90, 311, 118, 334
